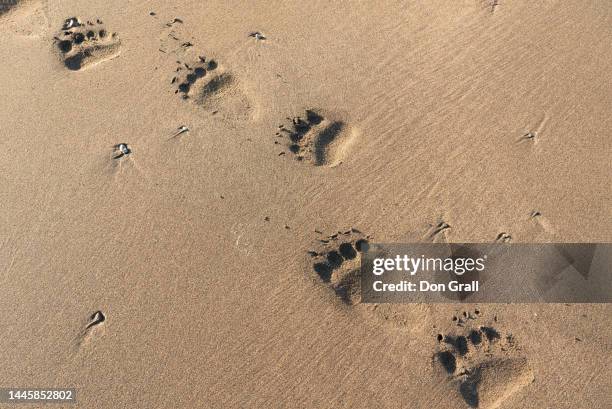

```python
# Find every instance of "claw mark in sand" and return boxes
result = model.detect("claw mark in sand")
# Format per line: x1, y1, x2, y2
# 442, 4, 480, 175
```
529, 210, 558, 236
495, 232, 512, 243
490, 0, 499, 13
425, 220, 451, 241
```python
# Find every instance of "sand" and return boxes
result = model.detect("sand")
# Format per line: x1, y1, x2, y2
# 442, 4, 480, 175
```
0, 1, 610, 408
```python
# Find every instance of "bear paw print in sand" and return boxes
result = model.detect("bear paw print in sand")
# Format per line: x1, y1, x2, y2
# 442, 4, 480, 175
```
433, 313, 534, 409
55, 17, 120, 70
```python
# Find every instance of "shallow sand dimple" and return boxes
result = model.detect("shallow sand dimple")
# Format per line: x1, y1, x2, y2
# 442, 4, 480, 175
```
0, 1, 610, 408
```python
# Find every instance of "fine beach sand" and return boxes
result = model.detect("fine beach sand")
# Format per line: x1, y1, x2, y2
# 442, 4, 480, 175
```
1, 1, 611, 408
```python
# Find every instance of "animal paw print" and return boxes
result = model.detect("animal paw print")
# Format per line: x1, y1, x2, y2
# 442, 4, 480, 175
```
434, 314, 533, 408
276, 110, 356, 167
172, 56, 218, 99
172, 55, 253, 119
55, 17, 120, 70
309, 229, 370, 304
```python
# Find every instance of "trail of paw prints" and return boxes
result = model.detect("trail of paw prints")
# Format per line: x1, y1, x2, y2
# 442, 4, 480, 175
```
433, 313, 533, 409
171, 55, 254, 120
54, 17, 120, 70
275, 109, 357, 167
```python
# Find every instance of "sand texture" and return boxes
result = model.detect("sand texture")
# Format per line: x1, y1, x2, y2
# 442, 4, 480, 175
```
0, 1, 610, 408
